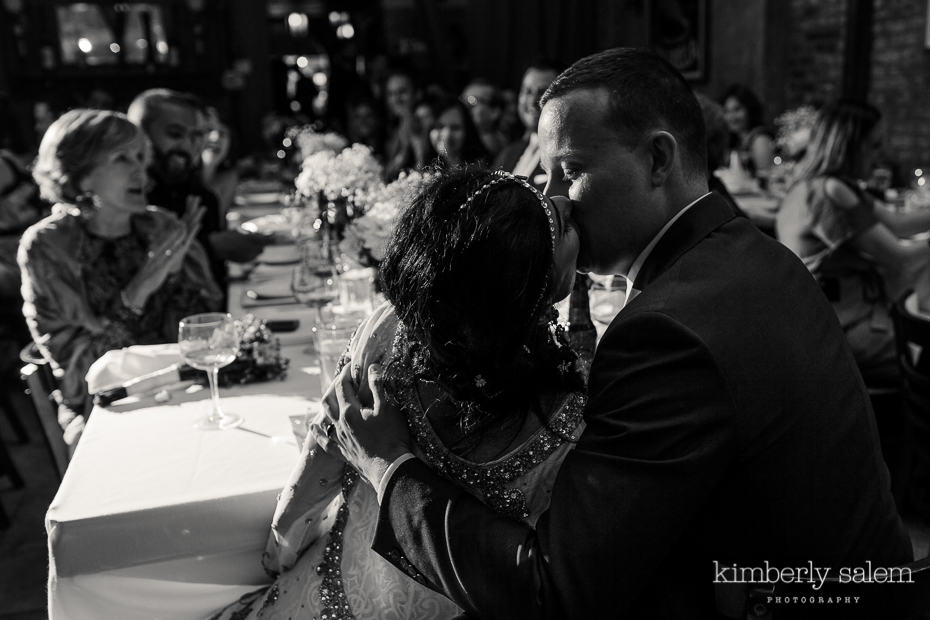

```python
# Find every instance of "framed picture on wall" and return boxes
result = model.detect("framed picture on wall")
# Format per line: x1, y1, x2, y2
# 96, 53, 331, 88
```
649, 0, 708, 81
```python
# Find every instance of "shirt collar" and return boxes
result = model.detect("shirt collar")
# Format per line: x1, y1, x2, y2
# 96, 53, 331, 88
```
625, 192, 711, 291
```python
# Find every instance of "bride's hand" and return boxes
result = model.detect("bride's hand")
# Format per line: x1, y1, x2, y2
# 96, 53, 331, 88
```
313, 363, 412, 491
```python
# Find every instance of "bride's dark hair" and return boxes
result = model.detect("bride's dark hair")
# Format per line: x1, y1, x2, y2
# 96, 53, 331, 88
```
379, 164, 583, 444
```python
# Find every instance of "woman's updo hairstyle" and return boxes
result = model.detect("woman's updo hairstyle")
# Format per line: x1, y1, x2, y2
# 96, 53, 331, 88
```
33, 109, 141, 205
379, 164, 582, 435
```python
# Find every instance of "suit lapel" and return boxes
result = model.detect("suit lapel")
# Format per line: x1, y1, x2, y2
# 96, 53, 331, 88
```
633, 192, 736, 291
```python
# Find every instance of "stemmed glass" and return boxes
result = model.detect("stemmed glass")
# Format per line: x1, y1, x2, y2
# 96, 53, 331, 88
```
291, 236, 340, 308
178, 312, 243, 430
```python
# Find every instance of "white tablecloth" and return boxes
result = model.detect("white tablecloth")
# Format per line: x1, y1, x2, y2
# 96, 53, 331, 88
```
44, 191, 335, 619
46, 339, 323, 620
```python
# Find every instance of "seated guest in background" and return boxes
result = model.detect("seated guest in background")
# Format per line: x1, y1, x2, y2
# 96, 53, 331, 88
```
211, 167, 583, 620
720, 83, 776, 181
494, 59, 561, 190
424, 97, 490, 168
321, 48, 911, 619
777, 100, 930, 385
0, 148, 45, 375
695, 93, 745, 217
344, 93, 385, 159
0, 149, 44, 293
382, 65, 430, 180
200, 106, 238, 217
128, 89, 270, 286
461, 77, 507, 158
19, 109, 222, 451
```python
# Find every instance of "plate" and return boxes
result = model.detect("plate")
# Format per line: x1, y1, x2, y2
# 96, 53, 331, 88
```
240, 213, 294, 237
248, 278, 294, 299
256, 244, 300, 265
235, 191, 284, 206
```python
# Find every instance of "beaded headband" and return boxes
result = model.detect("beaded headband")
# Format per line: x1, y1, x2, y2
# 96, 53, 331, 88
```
458, 170, 558, 257
457, 170, 558, 320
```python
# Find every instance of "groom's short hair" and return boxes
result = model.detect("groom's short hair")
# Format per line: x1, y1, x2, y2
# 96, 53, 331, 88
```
541, 47, 707, 178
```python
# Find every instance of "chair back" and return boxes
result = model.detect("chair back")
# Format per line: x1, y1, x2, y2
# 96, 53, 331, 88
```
891, 292, 930, 523
19, 342, 69, 480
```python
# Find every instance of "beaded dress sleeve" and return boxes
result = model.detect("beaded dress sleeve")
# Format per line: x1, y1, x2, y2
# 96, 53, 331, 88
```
261, 301, 397, 576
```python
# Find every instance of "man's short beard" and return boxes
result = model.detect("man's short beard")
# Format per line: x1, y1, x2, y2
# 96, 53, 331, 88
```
152, 148, 196, 186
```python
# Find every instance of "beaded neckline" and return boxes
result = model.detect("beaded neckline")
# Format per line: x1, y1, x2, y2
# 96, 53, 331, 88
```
399, 383, 585, 519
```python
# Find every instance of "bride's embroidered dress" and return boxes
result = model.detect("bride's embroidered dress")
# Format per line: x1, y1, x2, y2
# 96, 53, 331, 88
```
210, 304, 585, 620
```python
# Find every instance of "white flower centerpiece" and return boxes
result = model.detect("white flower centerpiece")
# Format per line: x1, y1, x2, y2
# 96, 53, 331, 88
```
287, 125, 348, 160
340, 169, 436, 267
293, 143, 384, 243
774, 105, 818, 161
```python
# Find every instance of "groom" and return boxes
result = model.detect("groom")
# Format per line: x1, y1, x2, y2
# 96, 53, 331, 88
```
315, 48, 912, 618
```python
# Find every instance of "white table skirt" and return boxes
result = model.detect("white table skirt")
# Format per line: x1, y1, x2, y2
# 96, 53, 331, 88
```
46, 343, 323, 620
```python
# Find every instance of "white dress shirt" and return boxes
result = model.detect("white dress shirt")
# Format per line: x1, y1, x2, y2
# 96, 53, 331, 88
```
621, 192, 710, 307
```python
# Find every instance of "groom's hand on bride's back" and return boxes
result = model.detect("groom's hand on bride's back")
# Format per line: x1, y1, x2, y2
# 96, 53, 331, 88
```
315, 363, 413, 491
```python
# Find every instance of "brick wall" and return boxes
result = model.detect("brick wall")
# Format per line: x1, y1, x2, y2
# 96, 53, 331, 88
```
777, 0, 930, 175
784, 0, 847, 108
870, 0, 930, 175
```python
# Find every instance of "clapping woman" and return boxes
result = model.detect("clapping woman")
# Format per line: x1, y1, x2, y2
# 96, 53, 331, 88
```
19, 109, 222, 450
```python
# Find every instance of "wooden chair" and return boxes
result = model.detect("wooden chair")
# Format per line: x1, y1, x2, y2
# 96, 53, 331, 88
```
891, 292, 930, 524
19, 343, 69, 480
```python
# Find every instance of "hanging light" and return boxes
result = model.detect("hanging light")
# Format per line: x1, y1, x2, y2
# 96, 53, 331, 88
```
287, 12, 309, 36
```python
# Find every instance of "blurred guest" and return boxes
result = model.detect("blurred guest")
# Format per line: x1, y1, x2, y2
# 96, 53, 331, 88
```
382, 65, 429, 180
83, 87, 115, 110
720, 84, 776, 181
494, 60, 561, 190
200, 106, 238, 215
344, 93, 385, 157
424, 97, 490, 168
497, 87, 520, 142
128, 89, 270, 284
19, 109, 221, 450
777, 100, 930, 385
695, 93, 744, 217
1, 150, 44, 292
461, 78, 507, 158
0, 148, 44, 372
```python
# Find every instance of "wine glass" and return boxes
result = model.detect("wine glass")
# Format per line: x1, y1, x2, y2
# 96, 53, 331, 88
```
291, 240, 339, 308
178, 312, 243, 430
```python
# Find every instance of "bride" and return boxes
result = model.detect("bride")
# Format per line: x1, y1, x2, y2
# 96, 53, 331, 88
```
210, 167, 585, 619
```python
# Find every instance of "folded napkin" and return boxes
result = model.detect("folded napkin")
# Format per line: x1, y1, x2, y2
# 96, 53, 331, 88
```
86, 344, 181, 395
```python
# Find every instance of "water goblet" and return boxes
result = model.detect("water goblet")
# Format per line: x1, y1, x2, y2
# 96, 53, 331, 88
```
291, 247, 339, 308
178, 312, 243, 430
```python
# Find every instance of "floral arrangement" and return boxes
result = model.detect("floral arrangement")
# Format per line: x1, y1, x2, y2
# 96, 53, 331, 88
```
774, 105, 818, 159
294, 143, 384, 206
340, 169, 436, 264
287, 125, 349, 160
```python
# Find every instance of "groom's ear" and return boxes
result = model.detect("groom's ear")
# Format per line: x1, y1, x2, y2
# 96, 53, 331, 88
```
647, 131, 678, 187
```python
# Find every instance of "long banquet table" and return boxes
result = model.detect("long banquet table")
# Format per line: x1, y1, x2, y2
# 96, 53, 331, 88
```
45, 196, 326, 620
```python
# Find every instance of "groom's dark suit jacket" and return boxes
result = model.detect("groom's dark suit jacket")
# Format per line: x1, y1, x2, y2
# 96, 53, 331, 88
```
373, 193, 912, 618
